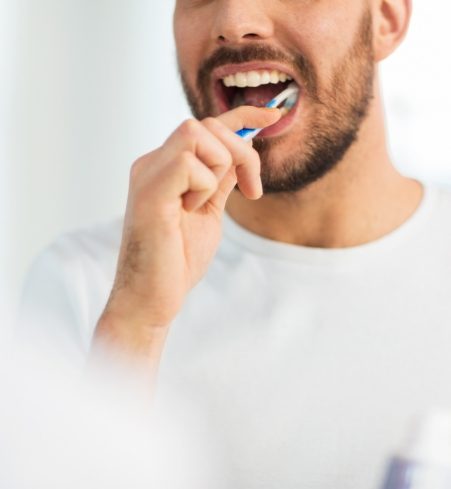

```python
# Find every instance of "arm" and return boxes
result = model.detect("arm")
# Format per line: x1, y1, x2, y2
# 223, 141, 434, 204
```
89, 106, 281, 386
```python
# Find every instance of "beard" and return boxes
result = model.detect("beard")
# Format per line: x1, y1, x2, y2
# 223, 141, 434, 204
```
178, 8, 375, 195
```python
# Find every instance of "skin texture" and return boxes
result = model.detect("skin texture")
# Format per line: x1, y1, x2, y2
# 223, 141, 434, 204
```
94, 105, 281, 365
93, 0, 422, 370
180, 5, 376, 194
174, 0, 422, 247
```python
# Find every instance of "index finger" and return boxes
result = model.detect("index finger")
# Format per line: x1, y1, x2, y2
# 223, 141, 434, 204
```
216, 106, 282, 133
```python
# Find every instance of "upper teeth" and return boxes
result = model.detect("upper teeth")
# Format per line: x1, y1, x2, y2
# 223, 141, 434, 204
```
222, 70, 293, 88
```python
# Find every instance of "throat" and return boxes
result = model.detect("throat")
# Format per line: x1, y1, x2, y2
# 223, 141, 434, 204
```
226, 176, 425, 249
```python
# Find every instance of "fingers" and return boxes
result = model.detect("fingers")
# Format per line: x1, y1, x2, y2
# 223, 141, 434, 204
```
163, 111, 273, 202
217, 105, 281, 132
201, 116, 262, 201
204, 106, 281, 202
163, 119, 233, 182
208, 166, 238, 212
134, 148, 218, 212
137, 106, 282, 214
179, 152, 219, 212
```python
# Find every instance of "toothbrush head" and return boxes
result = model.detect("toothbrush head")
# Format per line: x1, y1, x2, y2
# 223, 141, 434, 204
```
283, 92, 298, 110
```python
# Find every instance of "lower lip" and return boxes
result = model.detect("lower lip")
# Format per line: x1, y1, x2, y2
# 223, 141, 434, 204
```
258, 94, 302, 138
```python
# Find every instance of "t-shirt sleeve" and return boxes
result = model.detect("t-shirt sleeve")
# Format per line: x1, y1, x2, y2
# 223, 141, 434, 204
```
16, 240, 91, 370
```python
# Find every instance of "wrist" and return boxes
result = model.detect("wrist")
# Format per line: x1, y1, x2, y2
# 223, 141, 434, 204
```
93, 310, 171, 359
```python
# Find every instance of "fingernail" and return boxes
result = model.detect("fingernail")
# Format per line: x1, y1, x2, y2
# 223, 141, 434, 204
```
268, 107, 282, 118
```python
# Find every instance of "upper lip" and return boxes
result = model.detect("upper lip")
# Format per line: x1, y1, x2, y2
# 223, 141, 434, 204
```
212, 61, 301, 87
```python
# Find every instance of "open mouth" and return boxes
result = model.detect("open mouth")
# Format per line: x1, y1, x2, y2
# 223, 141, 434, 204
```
214, 68, 301, 116
212, 65, 302, 138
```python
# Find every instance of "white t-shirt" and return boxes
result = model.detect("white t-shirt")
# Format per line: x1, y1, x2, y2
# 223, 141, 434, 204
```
17, 183, 451, 489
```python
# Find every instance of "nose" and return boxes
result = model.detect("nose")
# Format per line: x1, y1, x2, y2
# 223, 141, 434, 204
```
211, 0, 274, 45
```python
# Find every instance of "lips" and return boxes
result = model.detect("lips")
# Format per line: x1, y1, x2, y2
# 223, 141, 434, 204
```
211, 62, 303, 138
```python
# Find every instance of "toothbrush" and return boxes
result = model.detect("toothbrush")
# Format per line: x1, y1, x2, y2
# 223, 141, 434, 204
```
235, 82, 299, 142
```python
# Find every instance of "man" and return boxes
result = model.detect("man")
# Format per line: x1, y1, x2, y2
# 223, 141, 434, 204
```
19, 1, 451, 488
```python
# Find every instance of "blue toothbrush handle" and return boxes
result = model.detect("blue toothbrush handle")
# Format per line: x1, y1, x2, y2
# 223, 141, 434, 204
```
236, 128, 257, 138
234, 83, 299, 141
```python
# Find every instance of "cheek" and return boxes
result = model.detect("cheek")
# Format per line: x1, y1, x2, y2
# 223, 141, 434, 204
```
174, 15, 206, 85
284, 4, 363, 78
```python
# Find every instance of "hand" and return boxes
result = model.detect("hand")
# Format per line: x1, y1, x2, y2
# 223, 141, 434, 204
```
99, 106, 281, 333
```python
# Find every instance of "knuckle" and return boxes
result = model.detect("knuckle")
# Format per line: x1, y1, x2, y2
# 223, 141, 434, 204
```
209, 178, 219, 194
174, 151, 197, 178
178, 150, 193, 169
179, 118, 200, 138
202, 116, 221, 130
130, 157, 144, 180
222, 151, 233, 169
130, 150, 159, 181
239, 148, 260, 172
204, 169, 219, 191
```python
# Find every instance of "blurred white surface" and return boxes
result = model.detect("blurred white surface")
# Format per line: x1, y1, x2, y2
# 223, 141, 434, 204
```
2, 1, 451, 324
1, 0, 17, 332
382, 3, 451, 184
0, 341, 221, 489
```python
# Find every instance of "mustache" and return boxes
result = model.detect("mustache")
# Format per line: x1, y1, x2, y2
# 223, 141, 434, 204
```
196, 44, 319, 100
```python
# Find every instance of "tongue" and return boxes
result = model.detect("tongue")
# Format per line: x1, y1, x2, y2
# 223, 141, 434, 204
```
241, 83, 287, 107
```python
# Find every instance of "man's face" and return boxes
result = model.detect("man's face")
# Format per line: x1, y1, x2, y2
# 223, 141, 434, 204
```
174, 1, 375, 194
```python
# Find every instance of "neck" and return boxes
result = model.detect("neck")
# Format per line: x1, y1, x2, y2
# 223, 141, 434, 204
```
225, 78, 423, 248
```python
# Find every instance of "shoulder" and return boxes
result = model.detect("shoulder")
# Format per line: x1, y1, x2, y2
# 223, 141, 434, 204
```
44, 217, 123, 266
18, 218, 124, 358
27, 218, 124, 292
26, 216, 124, 314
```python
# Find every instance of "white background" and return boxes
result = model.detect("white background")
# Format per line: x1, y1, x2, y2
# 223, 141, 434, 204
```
2, 1, 451, 322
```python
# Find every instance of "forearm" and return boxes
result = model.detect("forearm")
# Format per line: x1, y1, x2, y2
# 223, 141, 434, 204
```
89, 311, 171, 384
